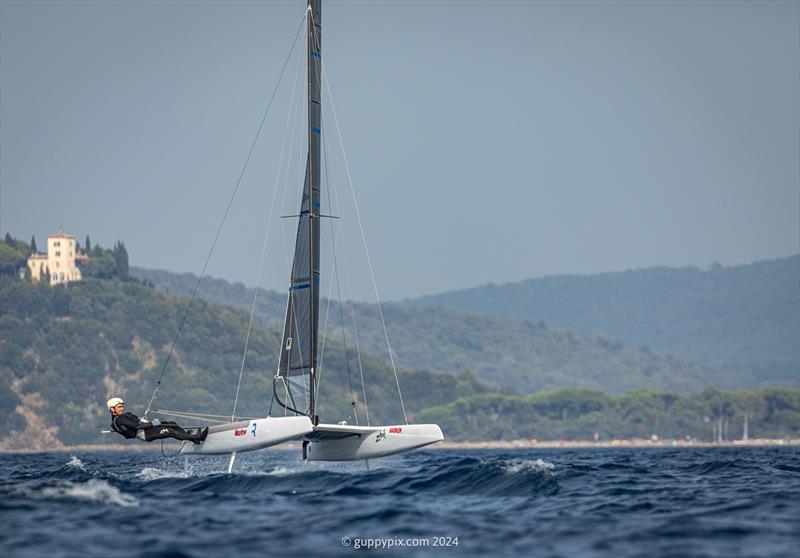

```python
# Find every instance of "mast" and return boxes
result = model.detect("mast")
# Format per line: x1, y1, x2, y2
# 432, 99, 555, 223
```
307, 0, 322, 420
276, 0, 321, 419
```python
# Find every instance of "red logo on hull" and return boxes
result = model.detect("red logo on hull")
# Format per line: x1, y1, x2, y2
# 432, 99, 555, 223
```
389, 427, 403, 433
234, 429, 247, 437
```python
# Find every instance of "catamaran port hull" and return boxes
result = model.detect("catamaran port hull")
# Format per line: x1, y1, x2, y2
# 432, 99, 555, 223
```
305, 423, 444, 461
180, 416, 313, 455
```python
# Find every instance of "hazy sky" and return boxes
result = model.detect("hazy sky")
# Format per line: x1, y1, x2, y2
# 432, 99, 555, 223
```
2, 0, 798, 302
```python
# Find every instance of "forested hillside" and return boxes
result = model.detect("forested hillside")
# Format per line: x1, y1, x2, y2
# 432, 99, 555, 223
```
133, 267, 730, 394
405, 256, 800, 387
418, 388, 800, 442
0, 277, 487, 449
1, 275, 797, 448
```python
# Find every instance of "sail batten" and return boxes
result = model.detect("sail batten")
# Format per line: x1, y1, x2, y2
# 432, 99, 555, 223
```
276, 0, 322, 418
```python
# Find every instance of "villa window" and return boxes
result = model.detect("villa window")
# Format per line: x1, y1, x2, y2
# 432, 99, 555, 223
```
55, 251, 61, 257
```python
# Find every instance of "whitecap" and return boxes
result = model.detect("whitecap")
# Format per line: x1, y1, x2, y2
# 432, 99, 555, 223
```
65, 456, 86, 471
136, 467, 191, 481
38, 479, 139, 507
503, 459, 555, 474
266, 466, 297, 476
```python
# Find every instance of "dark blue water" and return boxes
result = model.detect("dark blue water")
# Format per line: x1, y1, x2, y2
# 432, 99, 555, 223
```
1, 447, 798, 557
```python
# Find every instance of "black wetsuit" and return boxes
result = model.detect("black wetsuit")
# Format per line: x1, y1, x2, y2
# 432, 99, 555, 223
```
110, 412, 202, 442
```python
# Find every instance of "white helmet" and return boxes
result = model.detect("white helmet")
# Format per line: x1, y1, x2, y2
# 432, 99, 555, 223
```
106, 397, 124, 410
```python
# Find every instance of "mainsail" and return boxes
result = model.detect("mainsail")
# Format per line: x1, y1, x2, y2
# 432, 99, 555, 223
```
276, 0, 322, 418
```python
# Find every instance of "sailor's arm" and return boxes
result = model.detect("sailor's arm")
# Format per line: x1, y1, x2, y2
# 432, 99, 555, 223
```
116, 412, 147, 430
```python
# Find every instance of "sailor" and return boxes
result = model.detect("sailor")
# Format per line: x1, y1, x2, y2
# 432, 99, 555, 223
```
107, 398, 208, 443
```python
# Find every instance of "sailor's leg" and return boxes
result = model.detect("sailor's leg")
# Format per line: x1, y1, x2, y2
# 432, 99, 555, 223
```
141, 425, 194, 442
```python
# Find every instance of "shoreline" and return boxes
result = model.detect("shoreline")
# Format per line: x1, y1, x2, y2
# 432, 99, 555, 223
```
1, 438, 798, 454
434, 438, 800, 449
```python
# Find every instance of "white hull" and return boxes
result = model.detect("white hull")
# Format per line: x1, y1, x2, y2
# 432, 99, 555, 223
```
305, 423, 443, 461
180, 416, 312, 455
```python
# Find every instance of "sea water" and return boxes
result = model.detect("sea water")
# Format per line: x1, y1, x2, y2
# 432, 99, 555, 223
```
1, 447, 798, 557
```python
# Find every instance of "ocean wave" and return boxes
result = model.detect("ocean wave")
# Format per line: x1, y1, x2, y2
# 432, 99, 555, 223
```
65, 456, 86, 472
124, 455, 559, 498
503, 458, 555, 474
266, 465, 301, 476
681, 460, 761, 475
136, 467, 193, 481
16, 479, 139, 507
394, 456, 560, 497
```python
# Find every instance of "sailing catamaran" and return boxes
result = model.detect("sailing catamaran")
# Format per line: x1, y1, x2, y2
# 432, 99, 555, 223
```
148, 0, 443, 470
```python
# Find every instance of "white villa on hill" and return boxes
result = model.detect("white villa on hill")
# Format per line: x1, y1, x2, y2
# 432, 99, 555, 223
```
27, 231, 87, 285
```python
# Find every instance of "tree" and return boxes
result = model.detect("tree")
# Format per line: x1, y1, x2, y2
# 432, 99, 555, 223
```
30, 236, 38, 254
80, 252, 115, 278
4, 233, 12, 245
112, 241, 129, 279
0, 242, 28, 277
84, 235, 91, 253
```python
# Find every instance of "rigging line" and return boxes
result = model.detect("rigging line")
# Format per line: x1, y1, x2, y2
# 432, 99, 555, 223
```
155, 408, 253, 420
346, 265, 370, 425
230, 142, 284, 421
313, 139, 352, 424
267, 387, 275, 417
324, 136, 370, 426
269, 39, 304, 419
272, 36, 305, 413
320, 55, 408, 424
277, 36, 306, 276
319, 104, 369, 425
308, 7, 360, 425
320, 115, 359, 425
232, 22, 305, 423
316, 236, 337, 408
308, 14, 359, 425
143, 14, 307, 418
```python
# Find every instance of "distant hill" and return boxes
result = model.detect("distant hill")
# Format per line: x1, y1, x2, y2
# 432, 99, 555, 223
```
132, 267, 731, 395
404, 256, 800, 387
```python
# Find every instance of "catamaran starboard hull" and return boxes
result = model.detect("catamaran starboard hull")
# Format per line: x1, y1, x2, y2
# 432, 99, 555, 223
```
305, 423, 444, 461
180, 416, 313, 455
